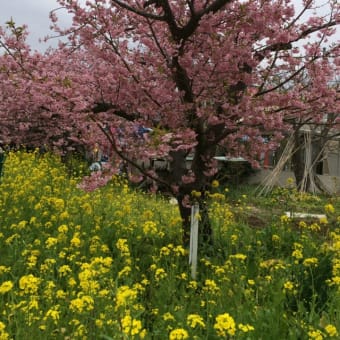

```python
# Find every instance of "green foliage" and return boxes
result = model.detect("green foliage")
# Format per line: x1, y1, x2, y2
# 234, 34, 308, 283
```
0, 151, 339, 339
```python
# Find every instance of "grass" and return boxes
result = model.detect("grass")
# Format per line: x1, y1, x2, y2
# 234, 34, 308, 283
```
0, 150, 339, 339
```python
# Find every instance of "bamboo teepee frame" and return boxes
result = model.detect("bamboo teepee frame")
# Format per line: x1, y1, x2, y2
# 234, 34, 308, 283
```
257, 129, 327, 195
257, 133, 295, 196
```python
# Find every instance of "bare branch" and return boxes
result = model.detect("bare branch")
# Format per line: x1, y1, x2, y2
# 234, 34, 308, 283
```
255, 55, 318, 97
111, 0, 164, 20
199, 0, 232, 15
92, 103, 138, 121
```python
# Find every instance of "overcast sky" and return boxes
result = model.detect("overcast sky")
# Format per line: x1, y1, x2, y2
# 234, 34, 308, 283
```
0, 0, 71, 51
0, 0, 337, 51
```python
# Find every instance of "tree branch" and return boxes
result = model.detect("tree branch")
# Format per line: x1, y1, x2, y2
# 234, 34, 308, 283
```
111, 0, 164, 20
171, 56, 194, 103
178, 0, 233, 42
92, 102, 139, 121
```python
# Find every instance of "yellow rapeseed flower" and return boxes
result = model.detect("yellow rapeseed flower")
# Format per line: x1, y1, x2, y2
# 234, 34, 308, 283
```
155, 268, 167, 281
308, 329, 324, 340
142, 221, 158, 235
51, 198, 65, 211
44, 307, 60, 324
115, 286, 138, 310
211, 180, 219, 188
229, 253, 247, 261
56, 290, 67, 299
68, 277, 77, 287
17, 220, 28, 230
169, 328, 189, 340
173, 245, 186, 256
187, 280, 198, 290
163, 312, 175, 321
272, 234, 281, 242
191, 190, 202, 198
45, 237, 58, 249
58, 265, 72, 277
160, 246, 171, 256
231, 234, 238, 245
324, 204, 335, 214
26, 255, 38, 269
310, 222, 321, 232
95, 319, 103, 328
0, 321, 9, 340
19, 274, 41, 294
0, 281, 13, 294
79, 278, 100, 294
58, 224, 68, 233
280, 215, 290, 224
203, 279, 220, 294
238, 323, 255, 332
325, 324, 338, 337
283, 281, 294, 291
303, 258, 318, 267
59, 211, 70, 220
121, 314, 143, 336
116, 238, 130, 256
187, 314, 205, 329
119, 266, 132, 278
298, 221, 308, 229
214, 313, 236, 337
319, 217, 328, 225
70, 234, 81, 248
69, 295, 94, 313
292, 249, 303, 260
81, 202, 93, 215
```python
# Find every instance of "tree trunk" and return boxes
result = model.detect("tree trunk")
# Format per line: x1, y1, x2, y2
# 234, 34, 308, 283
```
292, 134, 305, 190
197, 195, 213, 245
176, 193, 191, 247
176, 192, 213, 248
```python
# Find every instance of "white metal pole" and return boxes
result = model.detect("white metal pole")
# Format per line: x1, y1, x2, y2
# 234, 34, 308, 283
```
189, 203, 199, 279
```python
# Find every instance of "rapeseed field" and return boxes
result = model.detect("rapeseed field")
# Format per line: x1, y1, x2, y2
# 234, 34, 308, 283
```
0, 151, 339, 339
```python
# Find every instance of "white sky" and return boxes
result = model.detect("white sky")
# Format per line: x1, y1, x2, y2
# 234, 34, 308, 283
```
0, 0, 71, 51
0, 0, 338, 51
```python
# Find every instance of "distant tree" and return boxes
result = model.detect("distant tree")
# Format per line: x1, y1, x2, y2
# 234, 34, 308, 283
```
0, 0, 339, 245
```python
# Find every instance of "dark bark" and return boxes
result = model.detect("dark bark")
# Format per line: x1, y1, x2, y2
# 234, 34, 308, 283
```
291, 133, 305, 190
176, 193, 191, 246
197, 195, 213, 245
176, 192, 213, 248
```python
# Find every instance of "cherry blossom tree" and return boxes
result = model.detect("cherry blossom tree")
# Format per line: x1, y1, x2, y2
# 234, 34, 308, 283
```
0, 0, 339, 245
0, 22, 82, 151
0, 22, 106, 164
